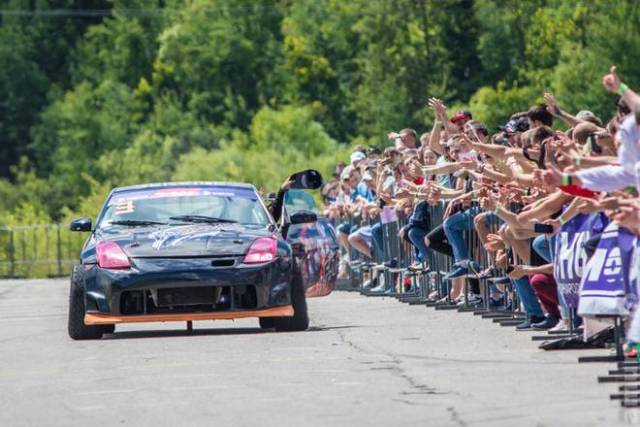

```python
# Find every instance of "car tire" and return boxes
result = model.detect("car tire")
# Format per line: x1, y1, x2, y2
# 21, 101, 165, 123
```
258, 317, 275, 329
67, 267, 106, 340
274, 268, 309, 332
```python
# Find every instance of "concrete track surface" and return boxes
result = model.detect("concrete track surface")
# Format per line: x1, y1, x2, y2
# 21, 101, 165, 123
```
0, 279, 637, 427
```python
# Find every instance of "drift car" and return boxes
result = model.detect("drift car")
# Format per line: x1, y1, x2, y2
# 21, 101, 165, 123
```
67, 176, 338, 340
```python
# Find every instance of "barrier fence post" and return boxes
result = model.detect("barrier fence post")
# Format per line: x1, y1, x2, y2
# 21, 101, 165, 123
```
8, 228, 15, 278
56, 224, 63, 277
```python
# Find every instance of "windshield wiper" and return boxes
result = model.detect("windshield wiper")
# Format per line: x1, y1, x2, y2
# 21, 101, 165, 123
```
108, 220, 167, 227
169, 215, 238, 224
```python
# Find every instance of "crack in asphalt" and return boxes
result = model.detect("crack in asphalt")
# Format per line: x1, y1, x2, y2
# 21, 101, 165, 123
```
447, 406, 468, 427
382, 352, 453, 397
335, 328, 454, 399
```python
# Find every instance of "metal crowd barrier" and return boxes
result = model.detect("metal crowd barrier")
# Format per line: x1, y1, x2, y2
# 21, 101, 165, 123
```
0, 224, 84, 278
334, 201, 527, 321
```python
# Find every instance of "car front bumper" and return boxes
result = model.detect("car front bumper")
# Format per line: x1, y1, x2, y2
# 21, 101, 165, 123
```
82, 256, 294, 323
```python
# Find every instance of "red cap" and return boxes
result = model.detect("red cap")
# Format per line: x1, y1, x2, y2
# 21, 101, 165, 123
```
449, 111, 472, 123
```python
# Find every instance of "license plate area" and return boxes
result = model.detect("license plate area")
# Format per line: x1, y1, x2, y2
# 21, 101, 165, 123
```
155, 286, 221, 307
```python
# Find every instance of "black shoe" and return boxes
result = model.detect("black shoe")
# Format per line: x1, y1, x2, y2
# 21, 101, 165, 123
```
532, 315, 560, 331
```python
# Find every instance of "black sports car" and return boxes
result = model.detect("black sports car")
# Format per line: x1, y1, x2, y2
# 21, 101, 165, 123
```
67, 175, 338, 340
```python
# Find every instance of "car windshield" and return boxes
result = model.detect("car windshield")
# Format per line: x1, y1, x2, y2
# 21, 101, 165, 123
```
98, 185, 270, 228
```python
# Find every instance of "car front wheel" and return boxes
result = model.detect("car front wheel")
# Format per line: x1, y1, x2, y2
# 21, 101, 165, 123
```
273, 269, 309, 332
67, 267, 109, 340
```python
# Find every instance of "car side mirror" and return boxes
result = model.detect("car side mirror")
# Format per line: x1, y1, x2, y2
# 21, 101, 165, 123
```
289, 170, 323, 190
70, 217, 92, 232
290, 210, 318, 225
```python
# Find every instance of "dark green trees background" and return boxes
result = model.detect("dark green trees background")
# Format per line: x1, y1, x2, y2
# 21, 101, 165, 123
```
1, 0, 639, 225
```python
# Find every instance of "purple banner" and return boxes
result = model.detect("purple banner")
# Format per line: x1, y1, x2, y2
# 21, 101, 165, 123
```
553, 213, 606, 308
578, 223, 636, 317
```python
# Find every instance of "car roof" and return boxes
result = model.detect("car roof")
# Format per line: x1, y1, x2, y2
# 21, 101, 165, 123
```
111, 181, 257, 194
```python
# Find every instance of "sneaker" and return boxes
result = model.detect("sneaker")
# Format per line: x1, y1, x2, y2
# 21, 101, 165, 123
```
443, 266, 468, 280
516, 315, 545, 331
531, 315, 560, 331
548, 320, 569, 333
408, 262, 425, 272
477, 266, 498, 279
362, 277, 378, 289
467, 261, 481, 277
367, 283, 386, 294
457, 293, 482, 307
436, 296, 456, 305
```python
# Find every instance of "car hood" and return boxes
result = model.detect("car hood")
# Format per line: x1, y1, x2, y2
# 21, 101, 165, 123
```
96, 223, 274, 257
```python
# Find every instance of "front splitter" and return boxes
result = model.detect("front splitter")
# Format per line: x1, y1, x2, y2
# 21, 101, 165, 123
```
84, 305, 294, 325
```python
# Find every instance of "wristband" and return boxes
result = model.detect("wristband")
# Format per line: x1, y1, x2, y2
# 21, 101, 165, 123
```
617, 83, 629, 96
574, 156, 581, 167
559, 217, 566, 226
493, 205, 501, 215
626, 185, 635, 194
561, 173, 571, 186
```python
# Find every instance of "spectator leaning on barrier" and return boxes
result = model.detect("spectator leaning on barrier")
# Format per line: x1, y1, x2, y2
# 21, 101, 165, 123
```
324, 65, 640, 342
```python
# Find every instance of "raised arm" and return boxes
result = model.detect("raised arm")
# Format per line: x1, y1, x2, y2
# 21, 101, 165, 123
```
428, 119, 445, 156
603, 65, 640, 112
544, 92, 583, 127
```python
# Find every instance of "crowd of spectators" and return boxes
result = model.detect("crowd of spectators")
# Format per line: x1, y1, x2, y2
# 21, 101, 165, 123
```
319, 66, 640, 346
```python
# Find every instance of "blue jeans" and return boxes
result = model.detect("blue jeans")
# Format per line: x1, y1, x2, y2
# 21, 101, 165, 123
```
370, 222, 384, 261
442, 206, 479, 263
512, 276, 544, 318
532, 234, 552, 263
532, 234, 569, 317
407, 226, 429, 262
337, 222, 354, 235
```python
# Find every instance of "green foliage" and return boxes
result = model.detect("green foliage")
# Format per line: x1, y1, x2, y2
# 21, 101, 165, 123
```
154, 0, 285, 129
469, 82, 541, 131
173, 105, 350, 192
2, 0, 640, 268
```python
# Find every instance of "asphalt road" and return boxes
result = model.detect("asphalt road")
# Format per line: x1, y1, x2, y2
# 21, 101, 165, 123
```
0, 279, 636, 427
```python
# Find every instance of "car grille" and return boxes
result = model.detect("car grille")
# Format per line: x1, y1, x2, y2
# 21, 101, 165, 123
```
157, 287, 219, 306
119, 285, 258, 315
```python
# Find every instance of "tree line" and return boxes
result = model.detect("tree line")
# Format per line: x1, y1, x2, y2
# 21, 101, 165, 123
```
0, 0, 639, 226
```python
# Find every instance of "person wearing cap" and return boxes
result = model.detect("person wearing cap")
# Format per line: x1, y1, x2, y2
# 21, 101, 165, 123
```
449, 110, 472, 132
544, 92, 603, 128
499, 114, 530, 136
350, 150, 366, 167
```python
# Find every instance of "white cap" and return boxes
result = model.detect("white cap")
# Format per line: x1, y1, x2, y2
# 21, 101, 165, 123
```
350, 151, 366, 164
